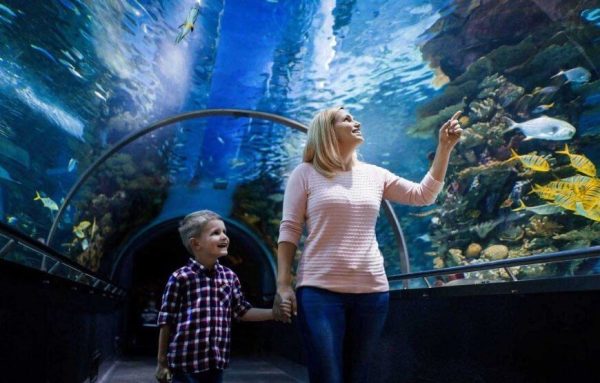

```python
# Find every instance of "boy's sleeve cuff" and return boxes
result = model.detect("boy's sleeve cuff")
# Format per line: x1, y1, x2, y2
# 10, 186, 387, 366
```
157, 312, 175, 325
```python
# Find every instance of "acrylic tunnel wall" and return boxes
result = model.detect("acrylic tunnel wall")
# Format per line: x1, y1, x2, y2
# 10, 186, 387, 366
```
2, 0, 600, 291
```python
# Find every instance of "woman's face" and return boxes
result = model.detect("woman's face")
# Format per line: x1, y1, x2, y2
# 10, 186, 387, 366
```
333, 109, 363, 148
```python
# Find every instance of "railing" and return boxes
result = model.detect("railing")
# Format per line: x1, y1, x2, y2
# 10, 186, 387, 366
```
0, 222, 126, 298
388, 245, 600, 289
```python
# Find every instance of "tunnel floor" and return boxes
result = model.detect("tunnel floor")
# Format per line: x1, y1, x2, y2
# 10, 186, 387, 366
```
100, 356, 308, 383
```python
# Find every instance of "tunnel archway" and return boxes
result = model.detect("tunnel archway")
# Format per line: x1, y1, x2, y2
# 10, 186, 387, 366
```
113, 216, 277, 356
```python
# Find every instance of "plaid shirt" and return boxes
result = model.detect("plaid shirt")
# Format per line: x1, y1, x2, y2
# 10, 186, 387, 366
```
157, 258, 252, 372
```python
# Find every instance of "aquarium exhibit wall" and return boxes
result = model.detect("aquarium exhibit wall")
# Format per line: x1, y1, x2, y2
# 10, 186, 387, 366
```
1, 1, 600, 382
1, 0, 600, 287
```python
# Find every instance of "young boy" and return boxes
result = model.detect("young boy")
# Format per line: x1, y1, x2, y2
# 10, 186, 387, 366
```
155, 210, 288, 383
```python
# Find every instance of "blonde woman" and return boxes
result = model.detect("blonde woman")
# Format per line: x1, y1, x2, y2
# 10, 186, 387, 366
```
275, 107, 462, 383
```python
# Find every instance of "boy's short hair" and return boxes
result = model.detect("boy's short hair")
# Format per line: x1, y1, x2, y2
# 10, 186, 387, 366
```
178, 210, 222, 254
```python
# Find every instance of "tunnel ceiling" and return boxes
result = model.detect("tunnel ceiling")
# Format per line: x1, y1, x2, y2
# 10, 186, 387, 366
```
1, 0, 599, 284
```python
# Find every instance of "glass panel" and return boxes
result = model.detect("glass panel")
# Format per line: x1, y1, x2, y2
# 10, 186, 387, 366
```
3, 242, 44, 270
2, 0, 598, 288
44, 114, 408, 279
400, 1, 600, 282
0, 234, 9, 251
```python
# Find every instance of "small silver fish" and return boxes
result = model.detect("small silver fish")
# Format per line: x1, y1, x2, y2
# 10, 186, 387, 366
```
512, 199, 563, 215
68, 158, 78, 172
551, 67, 591, 85
581, 8, 600, 25
533, 86, 559, 95
415, 233, 431, 242
531, 102, 554, 114
504, 116, 576, 141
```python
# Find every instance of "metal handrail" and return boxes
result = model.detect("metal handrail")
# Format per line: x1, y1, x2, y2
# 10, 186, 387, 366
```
0, 222, 126, 297
388, 245, 600, 284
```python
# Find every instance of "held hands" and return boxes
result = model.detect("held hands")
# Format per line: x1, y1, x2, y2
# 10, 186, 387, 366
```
438, 111, 463, 151
273, 286, 296, 323
155, 365, 172, 383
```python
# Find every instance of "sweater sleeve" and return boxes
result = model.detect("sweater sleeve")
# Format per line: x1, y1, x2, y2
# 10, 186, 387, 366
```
382, 168, 444, 206
278, 164, 308, 246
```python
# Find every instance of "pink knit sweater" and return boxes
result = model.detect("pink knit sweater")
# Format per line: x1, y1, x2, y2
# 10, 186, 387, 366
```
278, 161, 444, 293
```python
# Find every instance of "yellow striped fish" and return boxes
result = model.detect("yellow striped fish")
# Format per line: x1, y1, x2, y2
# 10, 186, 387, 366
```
559, 175, 600, 196
529, 184, 560, 201
543, 180, 577, 194
556, 144, 597, 177
553, 193, 578, 211
560, 175, 599, 186
575, 202, 600, 222
582, 185, 600, 209
504, 149, 550, 172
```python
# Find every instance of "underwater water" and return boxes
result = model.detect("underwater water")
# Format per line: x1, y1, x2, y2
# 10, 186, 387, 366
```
0, 0, 599, 285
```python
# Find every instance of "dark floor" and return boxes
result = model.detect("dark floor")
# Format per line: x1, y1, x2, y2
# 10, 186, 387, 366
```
99, 356, 308, 383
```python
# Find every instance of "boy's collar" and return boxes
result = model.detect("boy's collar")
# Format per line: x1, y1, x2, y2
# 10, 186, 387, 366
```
188, 257, 222, 275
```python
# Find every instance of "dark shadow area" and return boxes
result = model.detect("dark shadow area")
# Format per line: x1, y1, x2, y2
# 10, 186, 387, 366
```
373, 278, 600, 383
0, 260, 124, 383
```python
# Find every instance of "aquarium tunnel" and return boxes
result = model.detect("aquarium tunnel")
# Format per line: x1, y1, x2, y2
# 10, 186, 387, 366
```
1, 0, 600, 382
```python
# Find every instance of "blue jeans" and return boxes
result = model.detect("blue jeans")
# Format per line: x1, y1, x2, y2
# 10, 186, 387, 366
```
296, 286, 389, 383
172, 369, 223, 383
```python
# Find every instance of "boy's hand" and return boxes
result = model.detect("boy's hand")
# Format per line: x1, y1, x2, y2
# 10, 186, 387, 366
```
155, 365, 172, 382
273, 299, 292, 322
273, 287, 296, 323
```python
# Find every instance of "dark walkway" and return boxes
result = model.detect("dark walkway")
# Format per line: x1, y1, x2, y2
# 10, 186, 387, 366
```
99, 356, 308, 383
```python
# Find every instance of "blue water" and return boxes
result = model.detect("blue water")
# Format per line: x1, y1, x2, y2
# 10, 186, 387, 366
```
1, 0, 598, 279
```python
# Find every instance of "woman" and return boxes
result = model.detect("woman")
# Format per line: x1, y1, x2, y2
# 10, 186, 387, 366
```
275, 106, 462, 383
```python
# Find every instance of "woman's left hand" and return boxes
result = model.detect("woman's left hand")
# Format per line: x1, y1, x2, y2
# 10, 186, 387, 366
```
438, 111, 463, 151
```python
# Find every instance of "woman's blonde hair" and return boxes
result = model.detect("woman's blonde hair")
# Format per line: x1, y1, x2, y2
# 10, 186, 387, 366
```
303, 106, 357, 178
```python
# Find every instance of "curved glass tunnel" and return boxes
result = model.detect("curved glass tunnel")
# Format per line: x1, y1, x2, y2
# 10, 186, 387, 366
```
1, 0, 600, 382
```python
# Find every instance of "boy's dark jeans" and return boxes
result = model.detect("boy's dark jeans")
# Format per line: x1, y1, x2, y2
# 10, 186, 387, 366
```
172, 368, 223, 383
296, 286, 389, 383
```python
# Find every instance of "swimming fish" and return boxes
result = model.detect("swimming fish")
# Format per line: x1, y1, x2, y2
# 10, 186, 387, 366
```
555, 144, 597, 177
0, 4, 17, 18
267, 193, 284, 203
553, 193, 579, 211
532, 86, 559, 96
0, 165, 20, 184
529, 184, 560, 201
581, 8, 600, 27
551, 67, 591, 85
512, 199, 563, 215
504, 116, 576, 141
73, 220, 91, 239
575, 202, 600, 222
34, 191, 59, 211
409, 208, 440, 217
68, 158, 78, 172
531, 102, 554, 114
415, 233, 431, 242
175, 1, 201, 44
503, 149, 550, 172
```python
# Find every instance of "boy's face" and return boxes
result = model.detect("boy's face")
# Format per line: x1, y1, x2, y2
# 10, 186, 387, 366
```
190, 219, 229, 259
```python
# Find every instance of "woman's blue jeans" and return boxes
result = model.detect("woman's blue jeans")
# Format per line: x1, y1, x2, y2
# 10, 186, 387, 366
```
296, 286, 389, 383
172, 369, 223, 383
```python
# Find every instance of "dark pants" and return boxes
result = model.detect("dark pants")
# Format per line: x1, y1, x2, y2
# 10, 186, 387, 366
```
172, 369, 223, 383
296, 286, 389, 383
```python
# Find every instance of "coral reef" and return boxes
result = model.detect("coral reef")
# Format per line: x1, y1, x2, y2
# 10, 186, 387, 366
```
413, 0, 600, 281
